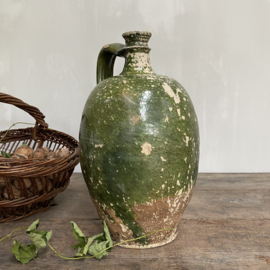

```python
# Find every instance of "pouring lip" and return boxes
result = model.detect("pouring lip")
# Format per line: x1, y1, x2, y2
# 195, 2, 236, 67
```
122, 31, 152, 38
122, 31, 152, 48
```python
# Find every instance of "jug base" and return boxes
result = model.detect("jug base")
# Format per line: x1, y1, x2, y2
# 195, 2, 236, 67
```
118, 229, 178, 249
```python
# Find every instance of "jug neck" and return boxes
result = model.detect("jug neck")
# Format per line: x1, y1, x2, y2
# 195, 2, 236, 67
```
120, 31, 154, 75
121, 48, 154, 74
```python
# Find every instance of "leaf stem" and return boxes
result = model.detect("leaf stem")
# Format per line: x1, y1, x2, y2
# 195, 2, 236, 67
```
48, 227, 174, 260
0, 227, 28, 243
0, 122, 35, 144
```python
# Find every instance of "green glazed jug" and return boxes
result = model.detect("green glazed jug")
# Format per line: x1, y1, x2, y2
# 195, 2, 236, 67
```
79, 31, 199, 248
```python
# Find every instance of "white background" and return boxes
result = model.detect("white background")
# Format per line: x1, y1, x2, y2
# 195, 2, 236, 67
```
0, 0, 269, 172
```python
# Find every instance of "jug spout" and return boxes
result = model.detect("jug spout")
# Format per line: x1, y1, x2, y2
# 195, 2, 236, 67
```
121, 31, 154, 75
122, 31, 152, 48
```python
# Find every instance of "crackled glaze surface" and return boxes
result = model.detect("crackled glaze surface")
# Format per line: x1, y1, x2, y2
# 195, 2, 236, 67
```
79, 31, 199, 248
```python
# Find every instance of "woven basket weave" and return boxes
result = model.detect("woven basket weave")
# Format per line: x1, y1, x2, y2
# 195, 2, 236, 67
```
0, 93, 79, 222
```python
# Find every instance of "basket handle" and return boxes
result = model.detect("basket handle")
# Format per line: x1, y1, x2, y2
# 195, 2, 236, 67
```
0, 93, 48, 129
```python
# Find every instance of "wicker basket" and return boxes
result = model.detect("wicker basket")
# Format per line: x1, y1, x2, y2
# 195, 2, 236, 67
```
0, 93, 79, 222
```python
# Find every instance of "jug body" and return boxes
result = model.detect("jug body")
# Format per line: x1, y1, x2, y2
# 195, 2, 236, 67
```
79, 31, 199, 248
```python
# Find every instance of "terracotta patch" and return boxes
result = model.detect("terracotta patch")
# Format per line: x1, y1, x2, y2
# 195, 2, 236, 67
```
122, 189, 193, 247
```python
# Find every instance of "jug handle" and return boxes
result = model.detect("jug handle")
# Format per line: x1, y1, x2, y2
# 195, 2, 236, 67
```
96, 43, 125, 84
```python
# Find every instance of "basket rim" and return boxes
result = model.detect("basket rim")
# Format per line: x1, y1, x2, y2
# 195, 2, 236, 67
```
0, 126, 80, 177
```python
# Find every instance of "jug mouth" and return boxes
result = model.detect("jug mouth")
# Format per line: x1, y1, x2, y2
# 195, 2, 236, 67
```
122, 31, 152, 47
122, 31, 152, 38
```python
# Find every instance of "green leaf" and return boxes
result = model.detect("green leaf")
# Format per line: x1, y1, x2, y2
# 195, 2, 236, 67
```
88, 221, 113, 259
22, 142, 28, 146
11, 240, 37, 264
70, 221, 87, 256
70, 220, 113, 259
26, 220, 52, 249
46, 230, 52, 242
93, 233, 106, 243
88, 240, 109, 260
70, 221, 86, 243
70, 222, 104, 257
74, 246, 84, 257
74, 233, 104, 257
26, 219, 40, 232
70, 224, 103, 257
103, 220, 113, 251
27, 229, 52, 249
1, 151, 11, 158
83, 233, 103, 255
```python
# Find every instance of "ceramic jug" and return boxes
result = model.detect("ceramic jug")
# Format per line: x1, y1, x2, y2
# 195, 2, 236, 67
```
79, 31, 199, 248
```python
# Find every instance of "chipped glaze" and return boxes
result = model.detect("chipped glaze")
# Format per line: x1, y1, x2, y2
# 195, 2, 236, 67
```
79, 31, 200, 249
